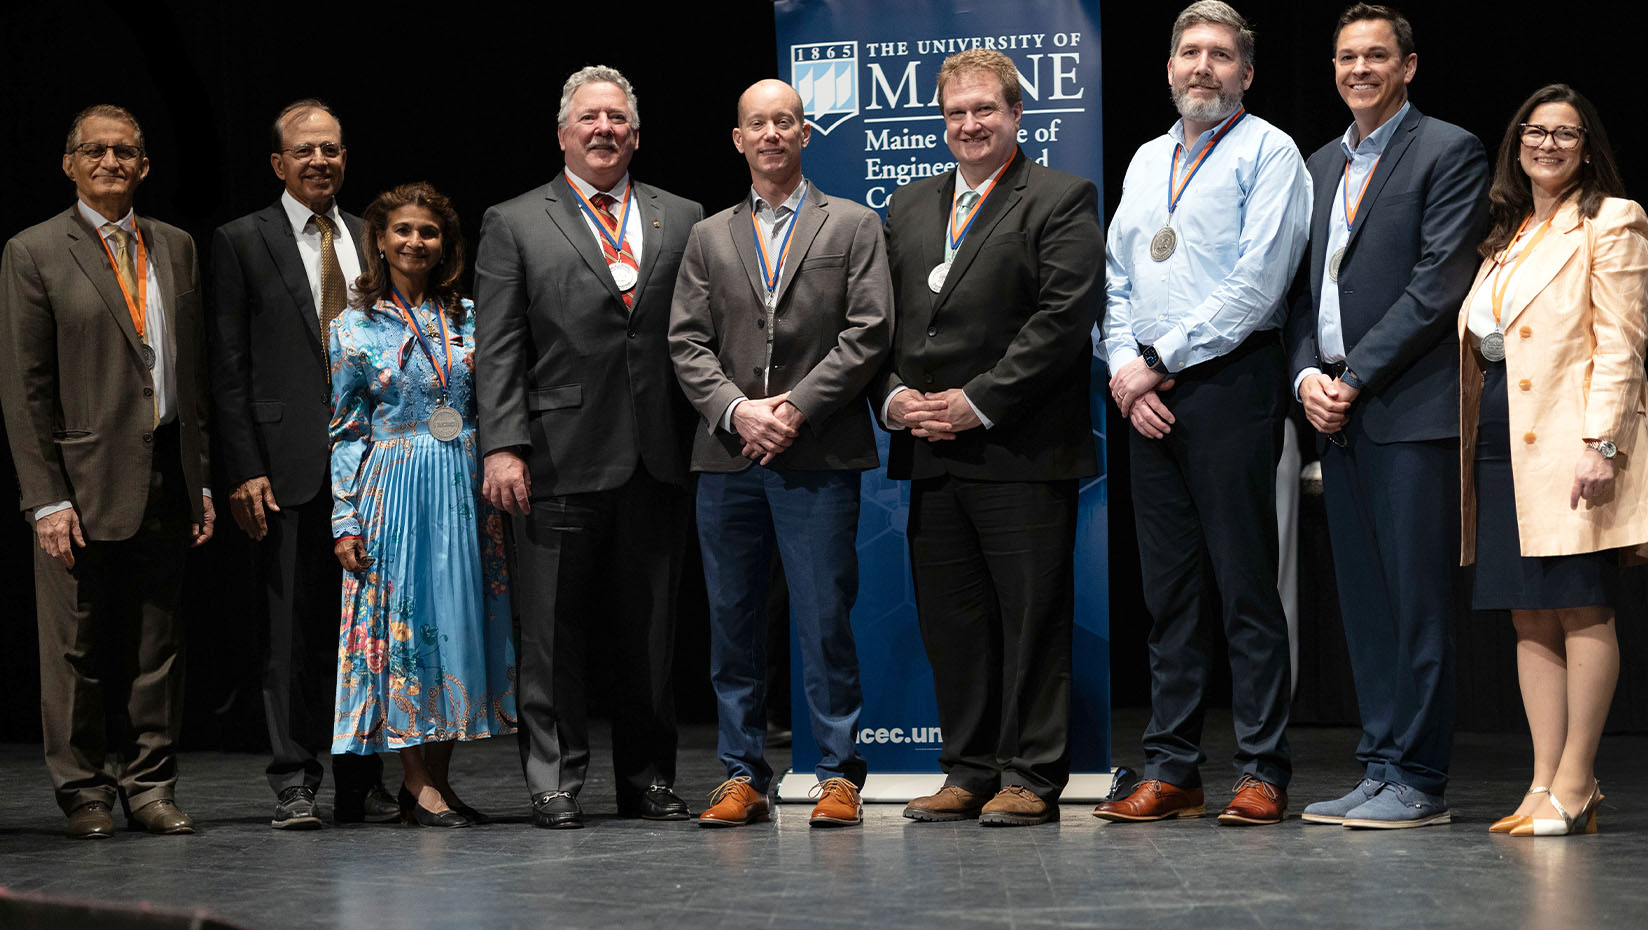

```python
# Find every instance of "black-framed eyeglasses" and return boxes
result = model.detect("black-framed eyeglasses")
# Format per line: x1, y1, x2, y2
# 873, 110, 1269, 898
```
69, 142, 144, 162
282, 142, 344, 160
1518, 123, 1586, 149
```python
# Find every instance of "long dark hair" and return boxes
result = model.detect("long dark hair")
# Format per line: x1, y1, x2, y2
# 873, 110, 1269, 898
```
353, 181, 465, 325
1480, 84, 1626, 258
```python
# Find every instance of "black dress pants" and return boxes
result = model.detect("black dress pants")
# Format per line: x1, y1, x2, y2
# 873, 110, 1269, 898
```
1128, 334, 1292, 789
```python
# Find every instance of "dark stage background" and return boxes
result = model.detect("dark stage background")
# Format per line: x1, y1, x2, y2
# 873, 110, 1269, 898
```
1, 1, 1645, 749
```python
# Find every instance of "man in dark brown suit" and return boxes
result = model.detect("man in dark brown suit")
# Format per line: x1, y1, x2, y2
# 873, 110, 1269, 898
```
0, 105, 214, 838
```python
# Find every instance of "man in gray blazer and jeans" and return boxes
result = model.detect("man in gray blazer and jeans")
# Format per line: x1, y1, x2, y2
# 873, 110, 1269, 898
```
669, 79, 892, 829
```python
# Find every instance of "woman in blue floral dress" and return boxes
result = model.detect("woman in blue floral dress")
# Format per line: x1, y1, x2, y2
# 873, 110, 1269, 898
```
329, 182, 515, 827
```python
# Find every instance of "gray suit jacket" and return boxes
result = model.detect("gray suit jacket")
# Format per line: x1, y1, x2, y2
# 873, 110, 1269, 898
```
669, 184, 892, 472
474, 173, 702, 497
0, 207, 209, 540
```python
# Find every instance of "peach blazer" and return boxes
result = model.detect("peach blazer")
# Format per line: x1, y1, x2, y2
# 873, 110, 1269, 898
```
1459, 197, 1648, 563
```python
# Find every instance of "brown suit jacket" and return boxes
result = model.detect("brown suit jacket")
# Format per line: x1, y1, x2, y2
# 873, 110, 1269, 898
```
0, 206, 209, 540
669, 184, 892, 472
1459, 197, 1648, 561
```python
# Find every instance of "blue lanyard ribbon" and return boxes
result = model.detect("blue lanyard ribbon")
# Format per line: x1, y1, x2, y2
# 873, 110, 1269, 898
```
569, 175, 633, 256
388, 284, 452, 398
751, 186, 805, 293
1166, 107, 1246, 216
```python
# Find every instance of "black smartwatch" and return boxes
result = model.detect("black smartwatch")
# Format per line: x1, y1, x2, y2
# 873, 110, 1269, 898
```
1138, 343, 1168, 374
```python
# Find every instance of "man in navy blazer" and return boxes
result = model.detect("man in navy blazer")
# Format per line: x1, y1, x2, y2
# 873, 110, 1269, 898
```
209, 100, 393, 828
1284, 3, 1488, 828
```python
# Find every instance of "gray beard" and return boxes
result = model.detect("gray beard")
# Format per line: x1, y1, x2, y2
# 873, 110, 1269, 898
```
1172, 84, 1240, 125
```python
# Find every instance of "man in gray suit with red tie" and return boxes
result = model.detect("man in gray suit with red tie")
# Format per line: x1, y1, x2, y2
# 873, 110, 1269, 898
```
669, 79, 892, 829
475, 65, 703, 830
209, 99, 395, 829
0, 105, 214, 838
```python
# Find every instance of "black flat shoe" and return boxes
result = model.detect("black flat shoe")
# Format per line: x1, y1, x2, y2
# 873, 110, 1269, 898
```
397, 785, 415, 823
618, 785, 690, 820
412, 802, 469, 828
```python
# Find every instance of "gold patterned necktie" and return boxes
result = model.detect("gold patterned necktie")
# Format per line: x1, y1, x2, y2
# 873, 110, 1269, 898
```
104, 223, 158, 426
311, 213, 347, 334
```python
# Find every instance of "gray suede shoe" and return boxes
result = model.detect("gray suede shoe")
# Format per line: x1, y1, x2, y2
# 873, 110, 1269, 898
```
1342, 782, 1450, 829
1301, 778, 1384, 825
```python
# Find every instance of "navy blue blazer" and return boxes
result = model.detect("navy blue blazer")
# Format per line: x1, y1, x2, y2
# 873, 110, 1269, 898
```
1285, 105, 1489, 444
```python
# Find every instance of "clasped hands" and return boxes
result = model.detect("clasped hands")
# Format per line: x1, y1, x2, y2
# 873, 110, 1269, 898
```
1299, 372, 1361, 435
887, 388, 982, 441
1109, 357, 1176, 439
734, 393, 806, 464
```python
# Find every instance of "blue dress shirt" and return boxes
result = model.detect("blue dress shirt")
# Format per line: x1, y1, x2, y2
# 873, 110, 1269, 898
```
1100, 111, 1312, 374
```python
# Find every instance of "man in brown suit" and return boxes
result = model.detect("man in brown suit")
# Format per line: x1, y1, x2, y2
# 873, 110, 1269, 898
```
669, 79, 892, 829
0, 105, 214, 838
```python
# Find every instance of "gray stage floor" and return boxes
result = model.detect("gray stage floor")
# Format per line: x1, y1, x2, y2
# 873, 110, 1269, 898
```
1, 710, 1644, 929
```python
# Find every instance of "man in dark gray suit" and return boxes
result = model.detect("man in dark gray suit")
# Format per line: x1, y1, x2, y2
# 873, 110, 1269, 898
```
1285, 3, 1488, 829
209, 99, 394, 829
669, 79, 892, 829
475, 65, 703, 830
0, 105, 214, 838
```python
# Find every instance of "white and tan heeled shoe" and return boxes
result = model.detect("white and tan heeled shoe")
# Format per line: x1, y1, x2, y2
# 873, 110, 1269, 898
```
1512, 782, 1603, 836
1489, 785, 1548, 834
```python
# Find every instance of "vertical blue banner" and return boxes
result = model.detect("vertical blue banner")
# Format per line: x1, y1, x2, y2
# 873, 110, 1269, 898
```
773, 0, 1109, 798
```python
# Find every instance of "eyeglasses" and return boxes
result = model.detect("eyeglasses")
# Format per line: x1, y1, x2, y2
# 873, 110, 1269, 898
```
70, 142, 144, 162
1518, 124, 1585, 149
281, 142, 344, 160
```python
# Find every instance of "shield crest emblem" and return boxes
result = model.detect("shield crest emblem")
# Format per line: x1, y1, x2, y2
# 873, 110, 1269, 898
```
791, 42, 859, 135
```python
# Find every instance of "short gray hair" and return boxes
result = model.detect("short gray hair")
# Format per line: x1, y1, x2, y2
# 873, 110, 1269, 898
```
66, 104, 145, 154
557, 65, 640, 131
1170, 1, 1256, 67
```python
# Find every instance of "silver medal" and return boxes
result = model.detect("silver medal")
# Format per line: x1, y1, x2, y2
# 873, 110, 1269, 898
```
1149, 226, 1176, 262
1481, 329, 1506, 363
1328, 247, 1347, 282
140, 343, 156, 370
609, 261, 638, 292
927, 261, 952, 294
427, 403, 463, 442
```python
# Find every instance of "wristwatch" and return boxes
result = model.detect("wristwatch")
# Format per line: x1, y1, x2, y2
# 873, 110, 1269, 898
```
1138, 343, 1168, 375
1586, 439, 1617, 459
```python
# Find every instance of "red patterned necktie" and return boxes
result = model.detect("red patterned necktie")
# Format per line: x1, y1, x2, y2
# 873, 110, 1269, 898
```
591, 193, 638, 310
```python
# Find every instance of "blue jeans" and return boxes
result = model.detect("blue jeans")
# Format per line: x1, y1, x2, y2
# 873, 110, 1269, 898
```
697, 466, 867, 792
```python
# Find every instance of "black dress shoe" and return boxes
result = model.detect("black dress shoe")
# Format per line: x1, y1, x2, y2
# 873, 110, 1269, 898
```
452, 803, 491, 825
66, 801, 115, 839
618, 785, 690, 821
272, 786, 323, 830
532, 791, 583, 829
335, 784, 400, 824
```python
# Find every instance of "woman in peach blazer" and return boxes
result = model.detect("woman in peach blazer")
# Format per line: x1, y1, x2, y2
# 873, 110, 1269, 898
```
1458, 84, 1648, 837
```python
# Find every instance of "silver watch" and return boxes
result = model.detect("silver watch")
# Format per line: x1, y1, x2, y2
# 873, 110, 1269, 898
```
1587, 439, 1617, 459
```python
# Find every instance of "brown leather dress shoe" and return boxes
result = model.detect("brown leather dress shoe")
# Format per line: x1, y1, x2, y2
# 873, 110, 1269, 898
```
130, 799, 195, 835
1092, 779, 1204, 822
980, 785, 1058, 826
1218, 776, 1287, 825
66, 801, 115, 839
809, 777, 862, 827
903, 784, 985, 822
698, 776, 770, 828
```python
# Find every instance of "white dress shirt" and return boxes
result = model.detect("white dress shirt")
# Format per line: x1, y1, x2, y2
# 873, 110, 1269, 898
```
564, 169, 646, 267
279, 189, 361, 320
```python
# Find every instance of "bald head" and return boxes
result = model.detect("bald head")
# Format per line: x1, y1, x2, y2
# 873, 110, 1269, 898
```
733, 79, 811, 198
737, 79, 804, 125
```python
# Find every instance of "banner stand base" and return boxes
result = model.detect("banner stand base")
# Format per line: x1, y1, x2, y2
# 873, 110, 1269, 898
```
776, 770, 1116, 804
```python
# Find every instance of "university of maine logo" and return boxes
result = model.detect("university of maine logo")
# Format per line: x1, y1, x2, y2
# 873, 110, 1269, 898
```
791, 41, 859, 135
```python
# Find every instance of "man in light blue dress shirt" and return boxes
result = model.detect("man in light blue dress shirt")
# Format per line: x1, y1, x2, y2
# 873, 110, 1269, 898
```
1094, 1, 1311, 827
